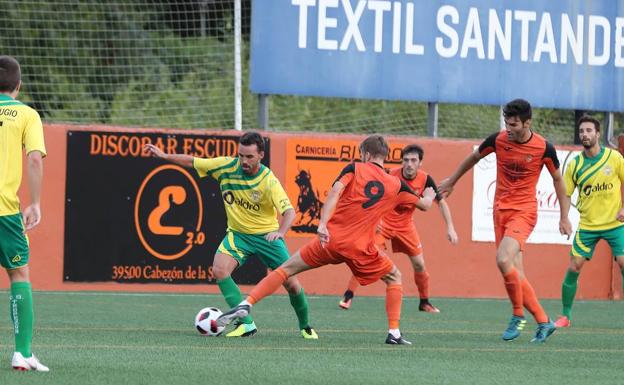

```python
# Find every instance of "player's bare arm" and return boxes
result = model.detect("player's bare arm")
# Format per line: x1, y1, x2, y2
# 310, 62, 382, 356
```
143, 143, 194, 168
23, 150, 44, 230
559, 193, 574, 234
551, 169, 573, 238
317, 180, 345, 247
618, 179, 624, 222
438, 199, 459, 244
438, 150, 482, 198
265, 208, 296, 242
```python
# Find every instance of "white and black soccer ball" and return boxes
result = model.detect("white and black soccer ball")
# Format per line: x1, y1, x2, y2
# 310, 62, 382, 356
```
194, 307, 225, 336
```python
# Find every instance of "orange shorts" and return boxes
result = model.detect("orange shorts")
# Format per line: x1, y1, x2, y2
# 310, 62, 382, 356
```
300, 238, 394, 286
375, 226, 422, 256
493, 209, 537, 251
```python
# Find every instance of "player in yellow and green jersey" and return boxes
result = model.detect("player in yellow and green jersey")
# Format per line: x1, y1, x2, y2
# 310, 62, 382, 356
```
555, 115, 624, 328
144, 132, 317, 339
0, 56, 49, 371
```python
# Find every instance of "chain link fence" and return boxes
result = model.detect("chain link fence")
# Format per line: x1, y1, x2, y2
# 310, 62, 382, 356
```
1, 0, 249, 129
1, 0, 622, 145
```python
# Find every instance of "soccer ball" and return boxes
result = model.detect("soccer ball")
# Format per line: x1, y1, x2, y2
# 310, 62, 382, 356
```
194, 307, 225, 336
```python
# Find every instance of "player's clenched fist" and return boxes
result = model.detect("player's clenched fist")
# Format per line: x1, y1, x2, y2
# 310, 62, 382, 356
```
437, 178, 454, 198
422, 186, 436, 200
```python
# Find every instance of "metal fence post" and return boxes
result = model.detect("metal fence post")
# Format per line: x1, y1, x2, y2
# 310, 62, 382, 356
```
427, 102, 438, 137
258, 94, 269, 131
234, 0, 242, 131
605, 111, 614, 146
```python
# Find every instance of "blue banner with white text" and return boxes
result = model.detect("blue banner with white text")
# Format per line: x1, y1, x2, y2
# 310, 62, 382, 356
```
251, 0, 624, 111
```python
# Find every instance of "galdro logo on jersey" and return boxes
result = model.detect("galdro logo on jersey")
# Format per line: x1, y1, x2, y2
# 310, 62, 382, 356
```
222, 191, 260, 211
582, 182, 614, 196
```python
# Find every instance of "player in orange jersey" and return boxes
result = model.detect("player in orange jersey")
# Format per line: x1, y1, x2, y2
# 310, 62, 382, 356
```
438, 99, 572, 343
338, 144, 458, 312
217, 135, 436, 344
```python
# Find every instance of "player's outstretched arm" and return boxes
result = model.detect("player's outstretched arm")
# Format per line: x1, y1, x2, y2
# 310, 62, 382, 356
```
143, 143, 194, 168
317, 181, 345, 247
438, 199, 459, 244
552, 169, 573, 238
23, 150, 44, 230
438, 150, 482, 198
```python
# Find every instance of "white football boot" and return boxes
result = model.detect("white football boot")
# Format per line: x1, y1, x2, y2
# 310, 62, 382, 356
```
12, 352, 50, 372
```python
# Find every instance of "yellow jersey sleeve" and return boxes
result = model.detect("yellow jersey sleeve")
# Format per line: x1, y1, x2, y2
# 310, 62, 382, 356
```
193, 156, 238, 178
618, 151, 624, 181
268, 172, 293, 214
23, 110, 46, 156
564, 156, 578, 196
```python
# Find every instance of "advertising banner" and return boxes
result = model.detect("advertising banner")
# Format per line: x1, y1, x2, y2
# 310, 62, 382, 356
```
472, 148, 581, 244
63, 131, 269, 284
285, 137, 422, 236
252, 0, 624, 111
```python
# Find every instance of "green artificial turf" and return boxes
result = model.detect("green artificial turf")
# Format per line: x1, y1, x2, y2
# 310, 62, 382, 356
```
0, 292, 622, 385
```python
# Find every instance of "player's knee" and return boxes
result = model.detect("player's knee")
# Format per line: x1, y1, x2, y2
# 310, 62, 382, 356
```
410, 257, 425, 271
279, 252, 309, 277
496, 250, 513, 268
7, 266, 30, 283
394, 268, 402, 282
569, 259, 584, 273
211, 264, 232, 280
496, 259, 514, 273
384, 268, 402, 284
282, 278, 301, 294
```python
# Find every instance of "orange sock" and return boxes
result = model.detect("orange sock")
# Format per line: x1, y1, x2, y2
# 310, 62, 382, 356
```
247, 268, 288, 305
502, 268, 523, 317
413, 271, 430, 299
385, 284, 403, 329
347, 275, 360, 293
521, 278, 548, 323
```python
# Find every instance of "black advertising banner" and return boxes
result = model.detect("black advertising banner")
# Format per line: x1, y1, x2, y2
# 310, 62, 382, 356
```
64, 131, 269, 284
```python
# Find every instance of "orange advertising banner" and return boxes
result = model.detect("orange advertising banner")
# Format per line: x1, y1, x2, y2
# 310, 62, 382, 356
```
285, 137, 413, 237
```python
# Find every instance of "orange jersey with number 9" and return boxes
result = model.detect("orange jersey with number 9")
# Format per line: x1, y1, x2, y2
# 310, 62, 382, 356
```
327, 162, 420, 256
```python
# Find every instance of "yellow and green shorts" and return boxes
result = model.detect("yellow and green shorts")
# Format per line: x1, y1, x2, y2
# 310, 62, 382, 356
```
217, 230, 290, 269
0, 213, 30, 269
571, 225, 624, 259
